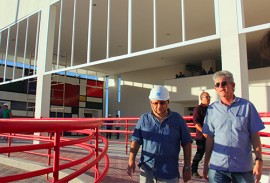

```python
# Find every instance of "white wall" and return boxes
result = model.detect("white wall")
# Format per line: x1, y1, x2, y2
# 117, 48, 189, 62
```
109, 66, 270, 117
165, 75, 218, 102
109, 64, 201, 117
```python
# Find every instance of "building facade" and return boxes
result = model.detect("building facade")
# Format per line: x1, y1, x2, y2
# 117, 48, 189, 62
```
0, 0, 269, 118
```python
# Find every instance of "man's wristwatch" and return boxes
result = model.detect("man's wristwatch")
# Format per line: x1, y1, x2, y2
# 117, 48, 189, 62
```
255, 157, 263, 163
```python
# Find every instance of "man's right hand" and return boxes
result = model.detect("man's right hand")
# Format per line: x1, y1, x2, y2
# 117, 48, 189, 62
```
127, 161, 136, 178
203, 164, 209, 181
127, 141, 140, 178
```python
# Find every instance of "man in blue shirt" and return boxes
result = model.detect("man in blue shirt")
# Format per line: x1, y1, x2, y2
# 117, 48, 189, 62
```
203, 70, 265, 183
126, 85, 192, 183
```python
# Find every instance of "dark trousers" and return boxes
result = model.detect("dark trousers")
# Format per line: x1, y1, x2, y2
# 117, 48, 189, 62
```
115, 127, 120, 139
191, 139, 206, 173
106, 132, 112, 139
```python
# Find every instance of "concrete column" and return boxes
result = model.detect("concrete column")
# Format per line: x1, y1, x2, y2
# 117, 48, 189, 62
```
35, 6, 56, 118
218, 0, 249, 99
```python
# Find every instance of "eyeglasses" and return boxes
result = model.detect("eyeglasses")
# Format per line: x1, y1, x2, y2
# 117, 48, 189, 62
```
150, 101, 167, 106
215, 81, 228, 88
202, 96, 211, 99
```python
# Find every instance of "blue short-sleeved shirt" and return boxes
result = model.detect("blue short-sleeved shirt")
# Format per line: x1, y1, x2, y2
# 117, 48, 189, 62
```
203, 97, 265, 172
131, 109, 192, 179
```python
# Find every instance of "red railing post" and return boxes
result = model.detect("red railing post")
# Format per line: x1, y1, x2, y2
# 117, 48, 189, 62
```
48, 132, 53, 166
95, 127, 99, 181
53, 131, 61, 182
7, 133, 12, 157
125, 120, 129, 154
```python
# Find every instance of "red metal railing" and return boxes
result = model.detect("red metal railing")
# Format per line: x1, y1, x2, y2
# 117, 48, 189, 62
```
100, 114, 270, 155
0, 113, 269, 182
258, 113, 270, 155
0, 118, 109, 183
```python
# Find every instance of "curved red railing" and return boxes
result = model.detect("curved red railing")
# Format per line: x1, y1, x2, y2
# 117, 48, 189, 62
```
0, 113, 269, 182
0, 118, 109, 183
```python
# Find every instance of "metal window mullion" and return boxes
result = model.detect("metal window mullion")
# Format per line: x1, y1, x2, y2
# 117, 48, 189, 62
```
236, 0, 245, 31
22, 18, 29, 77
105, 75, 109, 117
4, 28, 10, 82
117, 75, 121, 103
241, 23, 270, 34
13, 22, 20, 80
0, 32, 2, 60
214, 0, 220, 36
128, 0, 132, 54
106, 0, 111, 58
34, 12, 41, 75
56, 0, 63, 70
153, 0, 157, 48
71, 0, 77, 67
181, 0, 186, 42
87, 0, 93, 63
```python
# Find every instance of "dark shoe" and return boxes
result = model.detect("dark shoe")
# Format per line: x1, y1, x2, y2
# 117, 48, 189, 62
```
192, 172, 202, 179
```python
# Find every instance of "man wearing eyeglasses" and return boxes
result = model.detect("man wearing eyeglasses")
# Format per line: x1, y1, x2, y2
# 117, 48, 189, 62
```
202, 70, 265, 183
127, 85, 192, 183
191, 92, 211, 179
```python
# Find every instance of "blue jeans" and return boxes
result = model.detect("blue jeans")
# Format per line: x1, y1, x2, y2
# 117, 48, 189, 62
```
139, 165, 179, 183
208, 169, 254, 183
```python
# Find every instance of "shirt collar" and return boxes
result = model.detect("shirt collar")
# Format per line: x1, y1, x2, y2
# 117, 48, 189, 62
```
150, 108, 172, 121
200, 103, 208, 107
217, 95, 239, 106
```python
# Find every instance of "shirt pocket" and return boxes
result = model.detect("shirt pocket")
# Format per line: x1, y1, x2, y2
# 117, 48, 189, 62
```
164, 124, 180, 140
235, 112, 248, 131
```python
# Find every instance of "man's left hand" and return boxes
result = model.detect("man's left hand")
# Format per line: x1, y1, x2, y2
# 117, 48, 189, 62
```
253, 161, 263, 183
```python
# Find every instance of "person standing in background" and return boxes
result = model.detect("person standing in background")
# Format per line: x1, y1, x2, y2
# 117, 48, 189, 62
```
0, 105, 3, 118
115, 114, 121, 139
2, 103, 12, 118
105, 114, 113, 139
207, 67, 214, 74
191, 92, 211, 178
200, 68, 207, 75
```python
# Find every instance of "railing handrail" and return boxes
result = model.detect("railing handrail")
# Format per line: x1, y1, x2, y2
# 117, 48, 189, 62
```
0, 118, 102, 133
0, 118, 108, 183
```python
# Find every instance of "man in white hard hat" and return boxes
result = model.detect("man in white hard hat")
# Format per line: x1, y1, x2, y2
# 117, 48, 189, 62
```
127, 85, 192, 182
2, 103, 12, 118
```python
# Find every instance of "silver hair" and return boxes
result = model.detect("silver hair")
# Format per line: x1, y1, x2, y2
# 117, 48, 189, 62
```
213, 70, 234, 83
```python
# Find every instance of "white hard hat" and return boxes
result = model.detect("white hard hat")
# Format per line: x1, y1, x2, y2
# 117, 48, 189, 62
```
2, 103, 9, 107
149, 85, 170, 101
